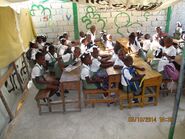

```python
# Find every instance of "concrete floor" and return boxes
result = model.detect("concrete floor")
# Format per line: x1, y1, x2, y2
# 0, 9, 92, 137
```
3, 83, 185, 139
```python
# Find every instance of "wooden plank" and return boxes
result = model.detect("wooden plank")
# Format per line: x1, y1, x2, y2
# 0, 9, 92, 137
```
0, 91, 14, 121
0, 66, 14, 88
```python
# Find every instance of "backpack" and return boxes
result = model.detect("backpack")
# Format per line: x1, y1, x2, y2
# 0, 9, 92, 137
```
26, 48, 32, 60
122, 67, 142, 96
164, 64, 179, 81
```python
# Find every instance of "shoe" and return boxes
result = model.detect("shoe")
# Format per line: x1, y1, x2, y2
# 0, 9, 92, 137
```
132, 98, 139, 103
148, 97, 153, 102
56, 92, 61, 97
64, 89, 69, 94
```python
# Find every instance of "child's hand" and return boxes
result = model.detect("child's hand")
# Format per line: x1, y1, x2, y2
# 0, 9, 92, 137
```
139, 67, 145, 71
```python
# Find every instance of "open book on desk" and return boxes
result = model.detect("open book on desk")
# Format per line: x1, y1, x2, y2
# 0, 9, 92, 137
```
64, 62, 81, 72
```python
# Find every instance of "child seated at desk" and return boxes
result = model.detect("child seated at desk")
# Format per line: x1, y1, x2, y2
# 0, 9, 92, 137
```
45, 45, 57, 73
54, 47, 81, 79
110, 42, 121, 62
142, 34, 151, 54
105, 34, 114, 51
127, 33, 146, 61
113, 49, 127, 69
121, 55, 145, 103
80, 37, 88, 54
80, 52, 103, 90
31, 52, 59, 96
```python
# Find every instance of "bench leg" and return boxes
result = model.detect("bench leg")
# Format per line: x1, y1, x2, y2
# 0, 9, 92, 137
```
47, 98, 52, 112
36, 100, 42, 115
84, 93, 87, 107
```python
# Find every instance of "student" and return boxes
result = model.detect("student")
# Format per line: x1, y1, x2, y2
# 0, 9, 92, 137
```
142, 34, 151, 53
36, 36, 45, 50
174, 22, 183, 40
105, 34, 114, 51
87, 25, 96, 43
63, 32, 71, 45
113, 49, 126, 69
54, 47, 81, 79
110, 42, 121, 62
121, 55, 145, 103
127, 32, 141, 54
80, 37, 88, 54
45, 45, 57, 73
81, 52, 103, 90
57, 38, 68, 57
86, 33, 93, 49
31, 52, 59, 96
79, 31, 86, 43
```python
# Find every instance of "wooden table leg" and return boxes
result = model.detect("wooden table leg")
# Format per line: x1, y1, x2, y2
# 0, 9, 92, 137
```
60, 84, 65, 113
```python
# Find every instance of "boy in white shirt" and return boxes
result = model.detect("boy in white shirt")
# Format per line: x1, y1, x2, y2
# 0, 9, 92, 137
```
87, 25, 96, 44
80, 38, 88, 54
113, 49, 126, 69
142, 34, 151, 53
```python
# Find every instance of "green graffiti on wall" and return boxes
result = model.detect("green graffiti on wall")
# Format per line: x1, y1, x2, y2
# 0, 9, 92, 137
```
143, 11, 151, 21
30, 4, 52, 19
114, 12, 143, 36
81, 6, 106, 30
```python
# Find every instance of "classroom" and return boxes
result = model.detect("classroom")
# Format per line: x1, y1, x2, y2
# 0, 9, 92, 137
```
0, 0, 185, 139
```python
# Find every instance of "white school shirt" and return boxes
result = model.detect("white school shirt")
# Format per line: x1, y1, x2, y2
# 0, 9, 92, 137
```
114, 58, 125, 67
87, 31, 96, 43
121, 66, 133, 86
105, 40, 114, 50
37, 42, 45, 50
142, 39, 151, 51
111, 53, 118, 62
128, 41, 141, 53
45, 52, 57, 63
81, 64, 91, 80
31, 48, 40, 60
31, 63, 44, 79
80, 43, 87, 54
163, 45, 177, 57
57, 44, 68, 57
90, 57, 101, 72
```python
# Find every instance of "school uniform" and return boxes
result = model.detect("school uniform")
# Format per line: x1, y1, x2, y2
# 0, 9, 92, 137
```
54, 53, 79, 79
45, 52, 57, 72
142, 39, 151, 52
163, 46, 177, 58
111, 53, 118, 62
114, 57, 125, 67
31, 63, 47, 90
105, 40, 114, 50
37, 42, 45, 50
87, 31, 96, 43
81, 64, 97, 89
57, 44, 68, 57
80, 43, 87, 54
128, 40, 141, 53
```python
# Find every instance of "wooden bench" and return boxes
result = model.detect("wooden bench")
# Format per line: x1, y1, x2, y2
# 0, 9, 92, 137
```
34, 89, 51, 115
83, 89, 113, 107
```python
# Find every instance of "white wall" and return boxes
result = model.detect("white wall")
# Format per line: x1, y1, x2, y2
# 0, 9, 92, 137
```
169, 0, 185, 36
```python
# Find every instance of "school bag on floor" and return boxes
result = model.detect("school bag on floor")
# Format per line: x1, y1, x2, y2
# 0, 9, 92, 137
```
122, 67, 143, 96
164, 64, 179, 81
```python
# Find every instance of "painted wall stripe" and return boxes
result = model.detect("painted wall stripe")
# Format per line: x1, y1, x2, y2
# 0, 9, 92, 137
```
165, 6, 172, 33
72, 2, 79, 40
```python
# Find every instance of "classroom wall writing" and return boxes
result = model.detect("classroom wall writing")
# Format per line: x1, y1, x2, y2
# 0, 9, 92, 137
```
26, 0, 167, 41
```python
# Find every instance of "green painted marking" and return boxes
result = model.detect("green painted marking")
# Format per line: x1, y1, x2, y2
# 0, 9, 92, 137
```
72, 2, 79, 40
114, 12, 143, 36
143, 11, 150, 21
81, 6, 106, 30
30, 4, 52, 19
165, 6, 172, 33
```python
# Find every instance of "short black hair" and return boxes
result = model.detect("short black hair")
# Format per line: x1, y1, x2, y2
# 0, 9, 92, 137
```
35, 52, 44, 60
49, 45, 55, 51
80, 53, 90, 62
144, 34, 150, 39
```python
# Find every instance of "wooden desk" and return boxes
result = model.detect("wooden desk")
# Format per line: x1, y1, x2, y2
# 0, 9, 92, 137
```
60, 66, 81, 112
116, 38, 129, 52
106, 55, 162, 106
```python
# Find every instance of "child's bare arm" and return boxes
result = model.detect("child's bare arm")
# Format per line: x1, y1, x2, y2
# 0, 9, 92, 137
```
85, 76, 103, 83
113, 65, 123, 69
133, 65, 145, 71
100, 61, 114, 68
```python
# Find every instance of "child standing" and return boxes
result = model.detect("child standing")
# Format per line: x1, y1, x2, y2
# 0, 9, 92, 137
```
142, 34, 151, 53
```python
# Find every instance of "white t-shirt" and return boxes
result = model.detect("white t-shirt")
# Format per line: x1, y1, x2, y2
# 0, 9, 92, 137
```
81, 64, 91, 80
87, 31, 96, 43
31, 48, 40, 60
163, 45, 177, 57
121, 66, 133, 86
114, 58, 125, 67
37, 42, 45, 50
80, 43, 87, 54
90, 57, 101, 72
31, 63, 44, 79
57, 44, 68, 57
142, 39, 151, 51
128, 41, 141, 53
105, 40, 114, 50
45, 52, 57, 63
111, 53, 118, 62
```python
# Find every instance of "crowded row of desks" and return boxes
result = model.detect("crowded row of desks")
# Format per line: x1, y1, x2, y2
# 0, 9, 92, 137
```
54, 38, 162, 112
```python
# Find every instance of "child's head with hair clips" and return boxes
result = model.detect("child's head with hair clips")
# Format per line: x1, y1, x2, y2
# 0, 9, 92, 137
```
81, 52, 92, 65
